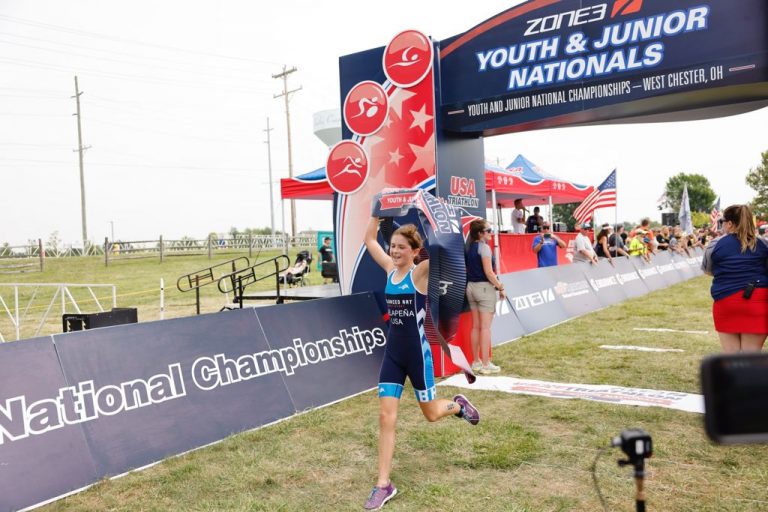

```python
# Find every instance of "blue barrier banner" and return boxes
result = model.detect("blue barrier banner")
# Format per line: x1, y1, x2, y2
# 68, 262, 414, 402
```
499, 266, 569, 334
670, 251, 696, 281
583, 259, 629, 307
0, 337, 99, 512
551, 262, 604, 317
631, 255, 668, 292
53, 308, 296, 478
651, 250, 683, 287
255, 293, 386, 410
492, 298, 526, 345
612, 256, 650, 299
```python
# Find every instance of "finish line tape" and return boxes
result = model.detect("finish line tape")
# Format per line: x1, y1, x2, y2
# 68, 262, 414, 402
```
633, 327, 709, 335
600, 345, 685, 353
439, 375, 703, 414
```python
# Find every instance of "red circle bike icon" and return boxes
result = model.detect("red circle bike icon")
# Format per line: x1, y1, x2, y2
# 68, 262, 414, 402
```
343, 81, 389, 136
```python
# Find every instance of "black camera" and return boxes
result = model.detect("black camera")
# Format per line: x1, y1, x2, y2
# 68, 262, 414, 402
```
701, 353, 768, 444
612, 428, 653, 464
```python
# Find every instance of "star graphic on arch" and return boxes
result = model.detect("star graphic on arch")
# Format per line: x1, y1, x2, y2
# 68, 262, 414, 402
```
409, 104, 433, 133
388, 147, 404, 167
407, 134, 435, 176
388, 88, 417, 120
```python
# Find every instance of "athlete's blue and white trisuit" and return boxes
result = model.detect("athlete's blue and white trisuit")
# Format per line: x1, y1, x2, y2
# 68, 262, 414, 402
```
378, 267, 437, 402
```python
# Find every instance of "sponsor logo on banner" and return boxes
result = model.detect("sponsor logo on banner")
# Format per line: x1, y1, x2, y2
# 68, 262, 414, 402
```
495, 298, 512, 316
589, 275, 620, 292
657, 263, 676, 274
327, 140, 369, 194
511, 288, 556, 311
637, 266, 659, 279
554, 280, 591, 299
383, 30, 433, 88
447, 176, 479, 209
343, 81, 389, 136
0, 326, 386, 446
615, 271, 641, 285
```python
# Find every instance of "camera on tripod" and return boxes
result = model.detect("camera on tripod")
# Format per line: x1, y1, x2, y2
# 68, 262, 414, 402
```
612, 428, 653, 465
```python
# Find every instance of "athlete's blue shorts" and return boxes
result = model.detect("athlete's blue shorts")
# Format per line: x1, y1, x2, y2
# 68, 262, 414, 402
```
378, 333, 437, 402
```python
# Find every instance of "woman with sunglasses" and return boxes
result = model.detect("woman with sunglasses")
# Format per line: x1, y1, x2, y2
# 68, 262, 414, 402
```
702, 204, 768, 352
465, 219, 506, 375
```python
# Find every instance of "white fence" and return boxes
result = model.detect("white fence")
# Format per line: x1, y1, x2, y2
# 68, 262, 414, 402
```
2, 235, 320, 265
0, 283, 117, 341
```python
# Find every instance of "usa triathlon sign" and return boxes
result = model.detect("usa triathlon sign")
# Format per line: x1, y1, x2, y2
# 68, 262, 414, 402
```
438, 0, 768, 133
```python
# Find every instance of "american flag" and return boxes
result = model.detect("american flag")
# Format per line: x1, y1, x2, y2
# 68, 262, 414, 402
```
573, 170, 617, 224
710, 197, 721, 230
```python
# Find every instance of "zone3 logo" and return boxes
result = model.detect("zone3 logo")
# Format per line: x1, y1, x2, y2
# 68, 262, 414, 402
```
524, 0, 643, 36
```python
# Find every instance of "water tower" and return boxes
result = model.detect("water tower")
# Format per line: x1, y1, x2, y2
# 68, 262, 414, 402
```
313, 109, 341, 147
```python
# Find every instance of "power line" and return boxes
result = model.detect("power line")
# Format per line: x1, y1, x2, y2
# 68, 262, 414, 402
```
0, 36, 275, 84
0, 14, 282, 65
0, 56, 270, 94
0, 30, 274, 78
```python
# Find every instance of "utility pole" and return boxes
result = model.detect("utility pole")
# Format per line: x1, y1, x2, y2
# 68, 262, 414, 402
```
264, 117, 276, 246
72, 75, 91, 247
272, 65, 301, 238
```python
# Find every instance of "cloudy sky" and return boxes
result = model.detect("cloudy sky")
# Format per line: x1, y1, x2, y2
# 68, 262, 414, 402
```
2, 0, 766, 245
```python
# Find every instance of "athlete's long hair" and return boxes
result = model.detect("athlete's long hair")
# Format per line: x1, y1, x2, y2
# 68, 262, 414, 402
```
468, 219, 489, 242
391, 224, 423, 263
722, 204, 757, 252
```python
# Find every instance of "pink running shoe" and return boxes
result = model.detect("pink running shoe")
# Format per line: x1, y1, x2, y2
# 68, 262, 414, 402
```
453, 394, 480, 425
364, 481, 398, 510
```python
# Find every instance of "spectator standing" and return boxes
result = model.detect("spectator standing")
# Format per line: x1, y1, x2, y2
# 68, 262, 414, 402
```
628, 230, 651, 262
656, 226, 671, 251
532, 221, 566, 267
465, 220, 506, 375
525, 206, 543, 233
319, 236, 334, 263
609, 225, 630, 258
594, 225, 614, 263
511, 198, 527, 234
702, 204, 768, 352
573, 222, 598, 264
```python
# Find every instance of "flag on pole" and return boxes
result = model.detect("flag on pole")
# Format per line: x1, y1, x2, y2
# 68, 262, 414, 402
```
710, 197, 721, 229
573, 170, 617, 224
678, 183, 694, 234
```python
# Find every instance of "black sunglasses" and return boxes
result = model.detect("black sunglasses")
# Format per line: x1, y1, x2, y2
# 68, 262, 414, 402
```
542, 226, 551, 230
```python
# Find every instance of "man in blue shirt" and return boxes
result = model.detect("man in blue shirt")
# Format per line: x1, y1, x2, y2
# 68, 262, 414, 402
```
532, 222, 566, 267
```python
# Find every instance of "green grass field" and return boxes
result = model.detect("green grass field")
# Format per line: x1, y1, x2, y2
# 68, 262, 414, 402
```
4, 256, 767, 511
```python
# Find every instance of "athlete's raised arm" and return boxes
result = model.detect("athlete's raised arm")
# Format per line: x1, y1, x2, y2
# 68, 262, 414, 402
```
364, 216, 395, 273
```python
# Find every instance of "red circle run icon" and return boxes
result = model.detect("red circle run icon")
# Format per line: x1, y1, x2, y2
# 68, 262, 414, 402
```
383, 30, 433, 88
326, 141, 369, 195
343, 81, 388, 136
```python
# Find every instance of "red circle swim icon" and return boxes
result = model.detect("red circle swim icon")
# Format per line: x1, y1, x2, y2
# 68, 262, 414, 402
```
326, 141, 369, 195
343, 81, 389, 136
383, 30, 433, 88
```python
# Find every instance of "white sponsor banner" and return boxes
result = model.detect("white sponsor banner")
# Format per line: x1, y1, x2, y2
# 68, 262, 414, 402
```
633, 327, 709, 335
600, 345, 684, 353
439, 375, 704, 414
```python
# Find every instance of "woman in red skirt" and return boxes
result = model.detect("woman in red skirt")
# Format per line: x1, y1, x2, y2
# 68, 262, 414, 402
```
702, 204, 768, 352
